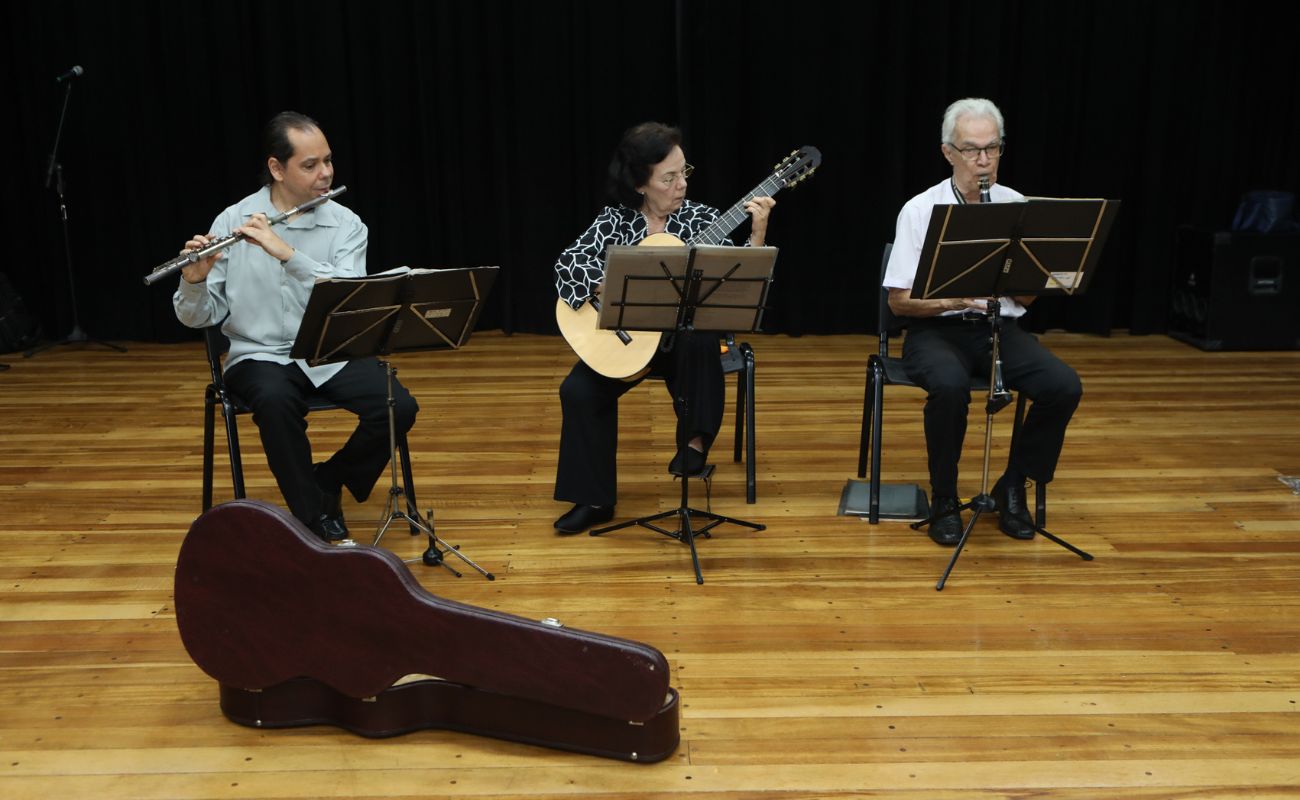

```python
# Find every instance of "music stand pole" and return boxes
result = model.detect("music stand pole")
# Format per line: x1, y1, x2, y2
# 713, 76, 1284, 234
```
25, 77, 125, 358
925, 299, 1012, 589
370, 360, 494, 580
589, 245, 772, 584
923, 299, 1095, 589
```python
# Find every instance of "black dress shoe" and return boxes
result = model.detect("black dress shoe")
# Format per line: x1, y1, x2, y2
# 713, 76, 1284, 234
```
668, 447, 707, 476
310, 513, 349, 542
993, 476, 1036, 540
927, 495, 964, 546
554, 504, 615, 534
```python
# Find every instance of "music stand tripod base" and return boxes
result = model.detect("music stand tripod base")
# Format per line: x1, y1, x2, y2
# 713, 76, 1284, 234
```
369, 362, 494, 581
590, 465, 766, 585
916, 491, 1094, 591
372, 499, 494, 581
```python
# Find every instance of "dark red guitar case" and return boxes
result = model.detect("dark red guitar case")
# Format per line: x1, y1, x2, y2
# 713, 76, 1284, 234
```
174, 500, 679, 762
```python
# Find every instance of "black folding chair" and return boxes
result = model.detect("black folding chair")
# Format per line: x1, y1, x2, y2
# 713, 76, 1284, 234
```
200, 325, 417, 515
857, 244, 1042, 524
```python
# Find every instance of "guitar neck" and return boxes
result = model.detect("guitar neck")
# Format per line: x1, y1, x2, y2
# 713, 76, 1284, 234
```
691, 172, 789, 246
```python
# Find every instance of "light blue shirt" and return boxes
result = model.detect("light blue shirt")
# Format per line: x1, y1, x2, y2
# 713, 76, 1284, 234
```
173, 186, 368, 385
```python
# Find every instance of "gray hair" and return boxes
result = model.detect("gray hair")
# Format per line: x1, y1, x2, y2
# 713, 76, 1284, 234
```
941, 98, 1005, 144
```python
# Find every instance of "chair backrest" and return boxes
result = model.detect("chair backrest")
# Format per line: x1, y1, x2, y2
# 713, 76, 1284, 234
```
877, 243, 908, 357
202, 325, 230, 388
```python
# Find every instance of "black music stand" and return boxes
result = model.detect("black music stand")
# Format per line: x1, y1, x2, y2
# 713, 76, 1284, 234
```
590, 244, 775, 584
908, 198, 1119, 590
291, 265, 499, 579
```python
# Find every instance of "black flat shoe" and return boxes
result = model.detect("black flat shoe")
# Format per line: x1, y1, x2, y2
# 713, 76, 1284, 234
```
310, 513, 349, 542
993, 476, 1036, 540
668, 447, 707, 476
554, 504, 615, 534
927, 495, 963, 546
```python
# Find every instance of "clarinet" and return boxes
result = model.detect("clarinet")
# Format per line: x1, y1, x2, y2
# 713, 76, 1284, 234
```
143, 186, 348, 286
978, 175, 1011, 409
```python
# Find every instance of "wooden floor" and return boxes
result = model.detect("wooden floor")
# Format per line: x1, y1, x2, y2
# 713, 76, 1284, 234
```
2, 331, 1300, 799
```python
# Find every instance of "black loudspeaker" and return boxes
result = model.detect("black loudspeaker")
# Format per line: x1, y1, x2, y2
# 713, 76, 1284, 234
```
1168, 227, 1300, 350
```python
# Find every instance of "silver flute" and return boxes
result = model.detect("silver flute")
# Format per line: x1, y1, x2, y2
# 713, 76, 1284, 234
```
143, 185, 348, 286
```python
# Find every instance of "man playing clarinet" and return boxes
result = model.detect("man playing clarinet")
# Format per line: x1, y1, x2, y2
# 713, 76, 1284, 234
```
883, 98, 1082, 547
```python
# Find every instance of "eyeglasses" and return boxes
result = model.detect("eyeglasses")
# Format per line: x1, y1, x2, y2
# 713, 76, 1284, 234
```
658, 164, 694, 186
947, 141, 1005, 161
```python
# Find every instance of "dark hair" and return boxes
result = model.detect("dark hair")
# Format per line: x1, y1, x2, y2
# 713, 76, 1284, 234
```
606, 122, 682, 208
261, 111, 321, 185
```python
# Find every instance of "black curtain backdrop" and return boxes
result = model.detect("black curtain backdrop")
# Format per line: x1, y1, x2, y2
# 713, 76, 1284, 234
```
3, 1, 1297, 344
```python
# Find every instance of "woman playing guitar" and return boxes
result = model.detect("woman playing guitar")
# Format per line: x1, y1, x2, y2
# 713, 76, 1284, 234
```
552, 122, 775, 534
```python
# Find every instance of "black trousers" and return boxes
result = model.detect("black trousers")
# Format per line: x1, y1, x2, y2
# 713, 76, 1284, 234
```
554, 333, 724, 507
224, 357, 419, 525
901, 317, 1082, 498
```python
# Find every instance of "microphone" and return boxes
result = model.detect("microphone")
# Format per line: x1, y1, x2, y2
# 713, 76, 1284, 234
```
55, 65, 84, 83
978, 176, 991, 204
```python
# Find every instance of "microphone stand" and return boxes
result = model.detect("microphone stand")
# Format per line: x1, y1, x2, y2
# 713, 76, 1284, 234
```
25, 76, 125, 358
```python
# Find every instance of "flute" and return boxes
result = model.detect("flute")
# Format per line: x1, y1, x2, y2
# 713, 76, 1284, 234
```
143, 186, 348, 286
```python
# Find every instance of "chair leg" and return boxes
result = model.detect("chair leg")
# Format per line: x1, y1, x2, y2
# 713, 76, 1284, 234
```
868, 363, 885, 524
202, 395, 216, 513
857, 360, 874, 479
223, 402, 246, 500
743, 345, 756, 504
733, 363, 745, 464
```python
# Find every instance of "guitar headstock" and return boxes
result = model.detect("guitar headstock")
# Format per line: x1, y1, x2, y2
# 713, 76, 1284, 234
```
774, 146, 822, 189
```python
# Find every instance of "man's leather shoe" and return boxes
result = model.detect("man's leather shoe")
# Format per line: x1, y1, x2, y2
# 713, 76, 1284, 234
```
554, 504, 614, 534
310, 513, 349, 542
927, 495, 964, 546
668, 447, 707, 476
993, 476, 1036, 540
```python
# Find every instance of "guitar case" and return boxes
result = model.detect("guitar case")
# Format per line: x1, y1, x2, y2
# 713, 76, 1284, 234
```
174, 499, 679, 762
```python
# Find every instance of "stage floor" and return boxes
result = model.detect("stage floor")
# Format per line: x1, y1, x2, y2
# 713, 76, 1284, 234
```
2, 331, 1299, 798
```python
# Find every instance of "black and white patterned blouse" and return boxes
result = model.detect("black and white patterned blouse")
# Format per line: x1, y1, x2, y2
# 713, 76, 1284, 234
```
554, 200, 730, 309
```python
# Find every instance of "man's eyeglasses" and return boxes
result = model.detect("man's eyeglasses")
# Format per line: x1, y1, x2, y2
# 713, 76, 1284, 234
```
659, 164, 694, 186
947, 141, 1005, 161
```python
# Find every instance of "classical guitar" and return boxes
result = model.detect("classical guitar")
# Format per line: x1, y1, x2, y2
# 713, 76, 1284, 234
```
174, 499, 679, 762
555, 146, 822, 379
